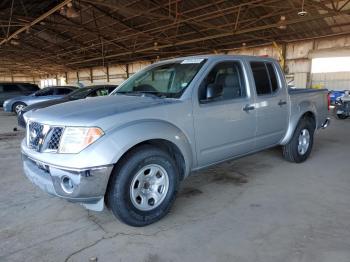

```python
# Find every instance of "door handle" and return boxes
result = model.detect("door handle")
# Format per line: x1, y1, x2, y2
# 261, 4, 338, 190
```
278, 100, 287, 106
243, 104, 255, 112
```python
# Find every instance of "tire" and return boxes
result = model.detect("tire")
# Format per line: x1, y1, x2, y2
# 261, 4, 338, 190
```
12, 102, 27, 115
107, 145, 179, 227
282, 117, 315, 163
337, 114, 348, 119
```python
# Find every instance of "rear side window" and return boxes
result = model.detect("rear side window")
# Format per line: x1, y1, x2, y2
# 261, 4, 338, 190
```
250, 62, 280, 95
250, 62, 271, 95
266, 63, 279, 92
3, 84, 21, 92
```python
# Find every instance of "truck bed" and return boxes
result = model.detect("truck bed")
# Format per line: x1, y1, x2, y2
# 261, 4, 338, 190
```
288, 88, 329, 130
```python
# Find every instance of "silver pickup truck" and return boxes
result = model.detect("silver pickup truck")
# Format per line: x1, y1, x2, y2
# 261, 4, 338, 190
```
21, 55, 330, 226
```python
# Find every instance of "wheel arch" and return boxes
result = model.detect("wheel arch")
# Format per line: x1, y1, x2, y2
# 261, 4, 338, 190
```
113, 139, 186, 181
105, 120, 194, 181
280, 110, 316, 145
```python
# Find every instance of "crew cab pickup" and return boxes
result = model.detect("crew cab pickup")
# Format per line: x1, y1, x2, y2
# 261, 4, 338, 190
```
21, 55, 330, 226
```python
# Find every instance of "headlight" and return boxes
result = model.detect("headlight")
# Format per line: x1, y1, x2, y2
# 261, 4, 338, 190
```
59, 127, 104, 154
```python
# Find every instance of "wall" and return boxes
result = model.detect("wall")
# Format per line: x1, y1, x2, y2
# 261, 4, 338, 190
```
0, 75, 41, 86
229, 35, 350, 89
312, 72, 350, 90
62, 61, 152, 87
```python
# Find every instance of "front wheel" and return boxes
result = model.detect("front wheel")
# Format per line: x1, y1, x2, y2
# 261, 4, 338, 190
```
106, 145, 179, 227
282, 118, 315, 163
12, 102, 27, 115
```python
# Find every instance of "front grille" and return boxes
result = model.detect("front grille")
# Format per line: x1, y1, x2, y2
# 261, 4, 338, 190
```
27, 121, 64, 152
28, 121, 44, 150
48, 127, 63, 150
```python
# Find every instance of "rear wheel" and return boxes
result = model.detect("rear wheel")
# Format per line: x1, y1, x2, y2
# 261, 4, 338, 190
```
12, 102, 27, 115
282, 117, 315, 163
107, 145, 179, 227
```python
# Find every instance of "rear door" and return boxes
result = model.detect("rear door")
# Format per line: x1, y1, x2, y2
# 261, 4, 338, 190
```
193, 60, 256, 167
249, 60, 288, 149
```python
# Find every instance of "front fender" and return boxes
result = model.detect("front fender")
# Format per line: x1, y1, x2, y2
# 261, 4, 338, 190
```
104, 120, 194, 177
280, 101, 317, 145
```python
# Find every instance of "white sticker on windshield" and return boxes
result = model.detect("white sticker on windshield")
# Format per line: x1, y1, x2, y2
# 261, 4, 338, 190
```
181, 59, 204, 64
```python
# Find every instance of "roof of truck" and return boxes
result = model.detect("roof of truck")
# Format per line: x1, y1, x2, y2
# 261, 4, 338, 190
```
159, 54, 278, 63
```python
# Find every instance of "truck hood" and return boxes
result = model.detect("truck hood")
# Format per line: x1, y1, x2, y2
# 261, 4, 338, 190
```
25, 94, 175, 130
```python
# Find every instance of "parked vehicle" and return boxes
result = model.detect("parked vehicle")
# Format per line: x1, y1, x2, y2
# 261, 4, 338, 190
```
335, 91, 350, 119
329, 90, 348, 105
3, 86, 76, 114
21, 55, 330, 226
0, 82, 39, 106
17, 85, 118, 128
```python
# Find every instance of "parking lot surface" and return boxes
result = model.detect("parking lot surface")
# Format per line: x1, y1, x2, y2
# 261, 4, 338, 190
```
1, 110, 350, 262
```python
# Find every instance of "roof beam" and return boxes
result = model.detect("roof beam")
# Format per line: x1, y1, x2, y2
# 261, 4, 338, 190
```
65, 6, 350, 65
0, 0, 72, 46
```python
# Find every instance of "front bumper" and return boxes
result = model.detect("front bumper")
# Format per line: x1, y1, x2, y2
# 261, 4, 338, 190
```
17, 111, 26, 128
22, 153, 113, 211
3, 101, 12, 112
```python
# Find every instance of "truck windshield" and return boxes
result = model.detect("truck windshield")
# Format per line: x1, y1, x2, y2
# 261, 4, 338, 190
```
113, 59, 206, 98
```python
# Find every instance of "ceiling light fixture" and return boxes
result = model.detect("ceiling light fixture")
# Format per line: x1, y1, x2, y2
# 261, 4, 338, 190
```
298, 0, 308, 16
66, 2, 79, 18
59, 1, 79, 18
278, 15, 287, 30
153, 42, 159, 51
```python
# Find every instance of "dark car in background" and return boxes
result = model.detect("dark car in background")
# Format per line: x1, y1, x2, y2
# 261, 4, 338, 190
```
3, 85, 77, 114
18, 85, 118, 128
0, 82, 40, 106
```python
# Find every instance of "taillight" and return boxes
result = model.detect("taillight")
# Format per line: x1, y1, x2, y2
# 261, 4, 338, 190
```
327, 93, 331, 111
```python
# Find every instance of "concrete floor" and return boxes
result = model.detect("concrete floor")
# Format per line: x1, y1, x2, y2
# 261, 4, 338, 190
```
1, 110, 350, 262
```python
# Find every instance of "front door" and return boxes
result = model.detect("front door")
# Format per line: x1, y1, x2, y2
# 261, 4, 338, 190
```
193, 60, 256, 167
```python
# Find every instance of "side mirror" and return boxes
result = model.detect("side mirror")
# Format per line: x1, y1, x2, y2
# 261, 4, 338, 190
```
205, 83, 223, 100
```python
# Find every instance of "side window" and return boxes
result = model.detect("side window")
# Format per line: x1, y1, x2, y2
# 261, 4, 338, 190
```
96, 88, 109, 96
250, 61, 280, 95
250, 62, 271, 95
3, 84, 21, 92
36, 88, 54, 96
266, 63, 279, 92
108, 86, 117, 93
56, 88, 73, 95
198, 61, 246, 102
87, 90, 98, 97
